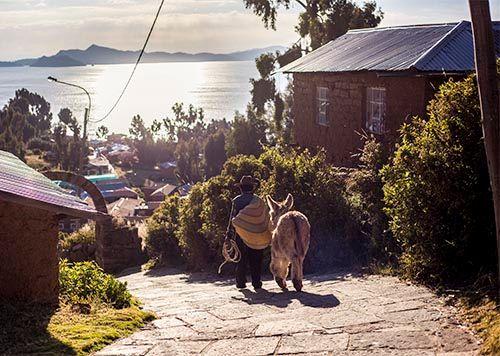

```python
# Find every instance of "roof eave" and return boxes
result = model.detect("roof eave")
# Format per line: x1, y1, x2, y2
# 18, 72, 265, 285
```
0, 190, 107, 221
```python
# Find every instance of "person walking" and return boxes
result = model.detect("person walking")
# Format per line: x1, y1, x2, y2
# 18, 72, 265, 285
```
226, 175, 269, 289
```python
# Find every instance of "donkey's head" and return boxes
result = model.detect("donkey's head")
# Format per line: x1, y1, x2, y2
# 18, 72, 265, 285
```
266, 193, 294, 228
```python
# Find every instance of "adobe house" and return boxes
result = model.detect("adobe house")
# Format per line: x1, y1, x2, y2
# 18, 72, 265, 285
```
0, 150, 103, 304
281, 21, 500, 166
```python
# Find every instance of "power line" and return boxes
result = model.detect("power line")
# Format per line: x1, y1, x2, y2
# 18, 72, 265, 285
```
91, 0, 166, 124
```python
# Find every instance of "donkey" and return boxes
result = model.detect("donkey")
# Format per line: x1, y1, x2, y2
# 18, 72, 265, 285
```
266, 194, 310, 292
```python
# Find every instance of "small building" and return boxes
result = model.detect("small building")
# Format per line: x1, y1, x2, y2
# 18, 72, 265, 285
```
85, 153, 115, 176
282, 21, 500, 166
0, 150, 102, 303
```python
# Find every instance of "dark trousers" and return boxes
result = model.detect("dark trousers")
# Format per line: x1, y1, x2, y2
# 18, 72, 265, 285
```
235, 236, 264, 288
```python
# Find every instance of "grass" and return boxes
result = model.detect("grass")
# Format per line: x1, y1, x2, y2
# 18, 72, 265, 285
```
458, 296, 500, 355
0, 302, 155, 355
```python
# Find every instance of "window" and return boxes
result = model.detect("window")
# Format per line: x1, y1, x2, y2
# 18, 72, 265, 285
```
316, 86, 329, 126
366, 87, 386, 134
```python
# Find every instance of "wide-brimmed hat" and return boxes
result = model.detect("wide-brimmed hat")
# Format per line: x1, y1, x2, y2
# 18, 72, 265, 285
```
235, 175, 259, 188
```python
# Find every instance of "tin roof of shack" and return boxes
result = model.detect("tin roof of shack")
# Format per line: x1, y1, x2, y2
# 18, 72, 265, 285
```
281, 21, 500, 74
0, 150, 103, 219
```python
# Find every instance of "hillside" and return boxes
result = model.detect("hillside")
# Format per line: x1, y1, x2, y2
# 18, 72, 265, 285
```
0, 45, 286, 67
31, 54, 86, 67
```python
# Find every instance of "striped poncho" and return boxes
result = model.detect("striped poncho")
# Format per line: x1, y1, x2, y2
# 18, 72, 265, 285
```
232, 196, 272, 250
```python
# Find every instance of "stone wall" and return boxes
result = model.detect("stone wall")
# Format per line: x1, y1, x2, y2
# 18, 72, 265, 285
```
292, 72, 433, 166
0, 201, 59, 304
95, 218, 145, 273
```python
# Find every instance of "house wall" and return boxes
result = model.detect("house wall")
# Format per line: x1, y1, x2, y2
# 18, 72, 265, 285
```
0, 201, 59, 303
292, 72, 432, 166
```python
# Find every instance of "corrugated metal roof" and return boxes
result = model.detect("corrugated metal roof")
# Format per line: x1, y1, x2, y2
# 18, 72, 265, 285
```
281, 21, 500, 74
0, 150, 99, 218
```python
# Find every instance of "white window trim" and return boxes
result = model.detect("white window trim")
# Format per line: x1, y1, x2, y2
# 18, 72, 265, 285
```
316, 86, 329, 126
366, 87, 387, 135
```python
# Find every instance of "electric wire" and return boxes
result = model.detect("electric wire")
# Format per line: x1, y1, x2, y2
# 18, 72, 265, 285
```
90, 0, 165, 124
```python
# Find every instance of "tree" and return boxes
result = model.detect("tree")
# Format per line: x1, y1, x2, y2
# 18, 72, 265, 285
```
96, 125, 109, 139
6, 88, 52, 141
244, 0, 383, 50
204, 131, 227, 178
129, 115, 150, 141
226, 109, 267, 157
163, 103, 206, 142
54, 108, 85, 171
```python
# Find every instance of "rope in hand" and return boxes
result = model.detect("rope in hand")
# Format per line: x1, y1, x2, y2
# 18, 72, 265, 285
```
218, 239, 241, 274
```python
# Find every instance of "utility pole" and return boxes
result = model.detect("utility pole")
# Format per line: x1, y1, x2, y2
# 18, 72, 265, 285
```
468, 0, 500, 296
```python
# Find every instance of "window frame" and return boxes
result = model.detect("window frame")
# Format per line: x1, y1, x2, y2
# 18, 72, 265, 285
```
316, 86, 330, 126
365, 87, 387, 135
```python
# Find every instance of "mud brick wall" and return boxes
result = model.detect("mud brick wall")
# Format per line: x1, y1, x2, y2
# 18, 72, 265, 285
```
292, 72, 433, 166
96, 218, 145, 273
0, 201, 59, 303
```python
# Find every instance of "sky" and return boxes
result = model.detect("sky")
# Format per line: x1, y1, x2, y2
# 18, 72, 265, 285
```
0, 0, 499, 61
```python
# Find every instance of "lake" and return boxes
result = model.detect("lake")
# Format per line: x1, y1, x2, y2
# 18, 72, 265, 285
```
0, 61, 287, 135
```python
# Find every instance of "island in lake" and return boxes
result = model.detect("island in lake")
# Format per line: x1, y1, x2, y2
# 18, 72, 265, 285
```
0, 44, 286, 68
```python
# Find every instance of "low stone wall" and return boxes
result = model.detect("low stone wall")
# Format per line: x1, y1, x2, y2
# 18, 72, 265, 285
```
95, 218, 145, 273
0, 201, 59, 304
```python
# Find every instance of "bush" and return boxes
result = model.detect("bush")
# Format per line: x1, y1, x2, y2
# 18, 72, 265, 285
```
27, 137, 53, 152
381, 76, 497, 284
59, 223, 95, 251
146, 146, 359, 272
346, 135, 397, 265
59, 260, 131, 308
145, 195, 183, 266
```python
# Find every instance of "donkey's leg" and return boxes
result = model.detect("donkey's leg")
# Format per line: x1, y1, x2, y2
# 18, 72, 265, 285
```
271, 256, 289, 290
291, 256, 304, 292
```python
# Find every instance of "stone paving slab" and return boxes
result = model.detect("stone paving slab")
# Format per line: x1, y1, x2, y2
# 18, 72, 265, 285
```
95, 268, 481, 355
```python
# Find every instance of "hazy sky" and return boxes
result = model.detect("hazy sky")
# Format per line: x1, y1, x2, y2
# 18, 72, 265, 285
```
1, 0, 499, 61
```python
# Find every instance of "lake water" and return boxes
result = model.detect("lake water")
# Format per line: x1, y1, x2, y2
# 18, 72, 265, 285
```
0, 61, 287, 135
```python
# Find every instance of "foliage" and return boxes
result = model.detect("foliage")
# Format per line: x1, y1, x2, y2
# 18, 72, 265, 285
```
146, 146, 358, 271
59, 223, 96, 251
225, 110, 267, 157
145, 195, 183, 266
96, 125, 109, 139
204, 130, 227, 178
244, 0, 383, 50
27, 136, 54, 152
53, 108, 87, 171
0, 302, 154, 356
381, 76, 496, 284
460, 297, 500, 355
346, 135, 397, 264
59, 260, 132, 309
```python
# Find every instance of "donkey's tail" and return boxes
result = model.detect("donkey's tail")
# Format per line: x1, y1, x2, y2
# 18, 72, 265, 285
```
292, 216, 306, 258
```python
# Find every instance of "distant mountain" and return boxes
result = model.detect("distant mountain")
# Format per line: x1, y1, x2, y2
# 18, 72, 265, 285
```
0, 44, 287, 68
0, 58, 37, 67
31, 54, 86, 67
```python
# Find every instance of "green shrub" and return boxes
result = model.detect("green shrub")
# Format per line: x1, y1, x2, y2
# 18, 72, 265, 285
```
145, 195, 183, 266
146, 146, 359, 272
59, 260, 131, 308
346, 136, 397, 264
381, 76, 496, 284
59, 223, 95, 251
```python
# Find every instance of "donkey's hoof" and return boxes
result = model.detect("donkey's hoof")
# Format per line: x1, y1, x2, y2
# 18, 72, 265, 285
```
275, 277, 287, 290
292, 278, 303, 292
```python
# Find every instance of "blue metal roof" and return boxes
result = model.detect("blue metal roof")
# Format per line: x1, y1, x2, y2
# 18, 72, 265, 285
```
281, 21, 500, 74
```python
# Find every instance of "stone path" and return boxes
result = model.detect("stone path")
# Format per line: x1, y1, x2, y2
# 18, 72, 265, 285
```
96, 268, 480, 355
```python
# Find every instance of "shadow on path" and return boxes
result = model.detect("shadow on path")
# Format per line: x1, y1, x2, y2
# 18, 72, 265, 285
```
236, 288, 340, 309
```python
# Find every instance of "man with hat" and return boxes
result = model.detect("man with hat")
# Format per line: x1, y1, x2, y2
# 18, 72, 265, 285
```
226, 175, 264, 289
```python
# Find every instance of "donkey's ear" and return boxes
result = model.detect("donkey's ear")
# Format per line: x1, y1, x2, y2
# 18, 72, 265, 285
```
266, 195, 278, 210
284, 193, 294, 210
